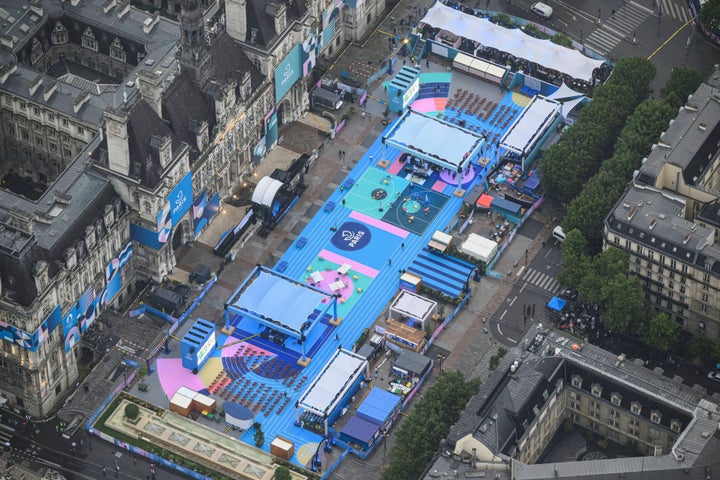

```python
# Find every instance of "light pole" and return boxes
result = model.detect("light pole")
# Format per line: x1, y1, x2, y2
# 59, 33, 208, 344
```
437, 354, 445, 373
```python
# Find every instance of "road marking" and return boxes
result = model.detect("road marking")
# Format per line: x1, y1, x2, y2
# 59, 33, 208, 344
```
497, 324, 504, 336
507, 337, 518, 344
516, 266, 526, 277
509, 295, 517, 306
519, 281, 528, 293
500, 309, 507, 320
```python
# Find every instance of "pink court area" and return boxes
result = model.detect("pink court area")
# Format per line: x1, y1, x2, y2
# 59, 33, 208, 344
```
411, 97, 447, 113
387, 155, 404, 175
319, 249, 379, 278
350, 210, 409, 239
306, 273, 355, 303
432, 180, 447, 192
156, 358, 206, 396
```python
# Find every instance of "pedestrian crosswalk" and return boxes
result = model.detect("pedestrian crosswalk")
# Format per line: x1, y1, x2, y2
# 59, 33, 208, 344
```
658, 0, 693, 22
520, 268, 560, 294
585, 2, 652, 55
585, 0, 693, 55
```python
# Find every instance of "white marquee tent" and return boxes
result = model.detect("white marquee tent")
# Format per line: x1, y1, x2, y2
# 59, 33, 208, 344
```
420, 3, 605, 81
499, 95, 561, 159
296, 349, 369, 435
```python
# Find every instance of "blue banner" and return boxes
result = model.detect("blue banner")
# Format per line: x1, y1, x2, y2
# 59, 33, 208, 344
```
193, 191, 208, 237
168, 171, 193, 226
266, 112, 279, 149
131, 223, 163, 250
275, 44, 303, 101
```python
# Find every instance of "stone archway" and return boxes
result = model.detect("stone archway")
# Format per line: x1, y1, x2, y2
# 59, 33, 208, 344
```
171, 219, 190, 251
278, 98, 293, 126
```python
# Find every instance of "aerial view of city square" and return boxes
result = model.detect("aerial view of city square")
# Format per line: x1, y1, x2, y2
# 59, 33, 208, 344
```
0, 0, 719, 479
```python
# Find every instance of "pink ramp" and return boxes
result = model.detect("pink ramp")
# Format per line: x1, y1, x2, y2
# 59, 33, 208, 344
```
156, 358, 206, 397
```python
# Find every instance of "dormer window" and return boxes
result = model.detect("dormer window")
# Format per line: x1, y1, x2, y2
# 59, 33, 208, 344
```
591, 384, 602, 398
51, 21, 68, 45
611, 393, 622, 406
670, 419, 682, 433
110, 38, 126, 62
650, 410, 662, 424
81, 27, 99, 52
630, 401, 642, 415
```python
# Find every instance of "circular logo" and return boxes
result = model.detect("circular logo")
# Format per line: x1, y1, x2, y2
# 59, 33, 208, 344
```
331, 221, 372, 251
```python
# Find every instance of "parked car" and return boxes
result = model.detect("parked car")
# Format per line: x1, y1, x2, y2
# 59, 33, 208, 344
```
707, 372, 720, 382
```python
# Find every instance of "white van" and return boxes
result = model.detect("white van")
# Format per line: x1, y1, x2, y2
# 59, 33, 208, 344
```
531, 2, 553, 18
552, 225, 566, 243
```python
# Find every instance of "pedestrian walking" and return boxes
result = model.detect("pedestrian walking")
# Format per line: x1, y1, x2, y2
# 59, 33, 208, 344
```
102, 466, 107, 477
388, 258, 392, 265
426, 59, 430, 68
361, 111, 366, 121
334, 333, 340, 341
401, 242, 405, 248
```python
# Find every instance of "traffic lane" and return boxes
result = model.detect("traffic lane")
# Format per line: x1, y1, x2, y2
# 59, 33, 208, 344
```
4, 415, 193, 480
490, 282, 551, 345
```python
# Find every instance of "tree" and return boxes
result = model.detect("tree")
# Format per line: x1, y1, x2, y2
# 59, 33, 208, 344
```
600, 275, 645, 334
690, 332, 716, 360
124, 403, 139, 420
563, 171, 625, 251
558, 229, 590, 289
660, 67, 703, 109
643, 312, 679, 353
274, 466, 292, 480
699, 0, 720, 31
253, 423, 265, 448
382, 371, 480, 480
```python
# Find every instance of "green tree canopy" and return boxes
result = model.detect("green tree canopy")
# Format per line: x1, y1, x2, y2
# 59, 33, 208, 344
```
690, 332, 717, 360
382, 371, 480, 480
642, 312, 680, 353
699, 0, 720, 31
558, 229, 590, 289
600, 275, 645, 334
660, 67, 704, 109
274, 466, 292, 480
124, 403, 140, 420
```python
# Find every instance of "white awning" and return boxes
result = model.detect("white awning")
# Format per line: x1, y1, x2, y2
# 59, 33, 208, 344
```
421, 3, 604, 81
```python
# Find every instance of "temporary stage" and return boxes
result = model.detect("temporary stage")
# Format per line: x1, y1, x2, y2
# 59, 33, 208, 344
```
420, 3, 605, 82
223, 266, 338, 365
499, 95, 561, 167
296, 348, 369, 435
382, 109, 485, 192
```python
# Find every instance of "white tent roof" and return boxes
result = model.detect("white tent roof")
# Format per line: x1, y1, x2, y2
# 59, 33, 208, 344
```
385, 110, 483, 168
547, 83, 587, 120
389, 290, 437, 322
460, 233, 498, 263
421, 3, 604, 81
297, 349, 367, 417
500, 95, 561, 156
251, 176, 283, 207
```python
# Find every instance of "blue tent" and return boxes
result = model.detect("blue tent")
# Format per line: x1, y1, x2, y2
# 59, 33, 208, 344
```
339, 415, 380, 450
547, 296, 567, 313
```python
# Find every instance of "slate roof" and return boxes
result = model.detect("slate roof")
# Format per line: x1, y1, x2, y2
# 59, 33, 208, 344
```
435, 328, 718, 480
127, 99, 185, 188
245, 0, 307, 47
636, 78, 720, 191
605, 185, 720, 276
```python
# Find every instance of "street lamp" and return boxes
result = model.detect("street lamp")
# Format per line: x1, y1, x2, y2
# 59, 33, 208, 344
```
437, 354, 445, 373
